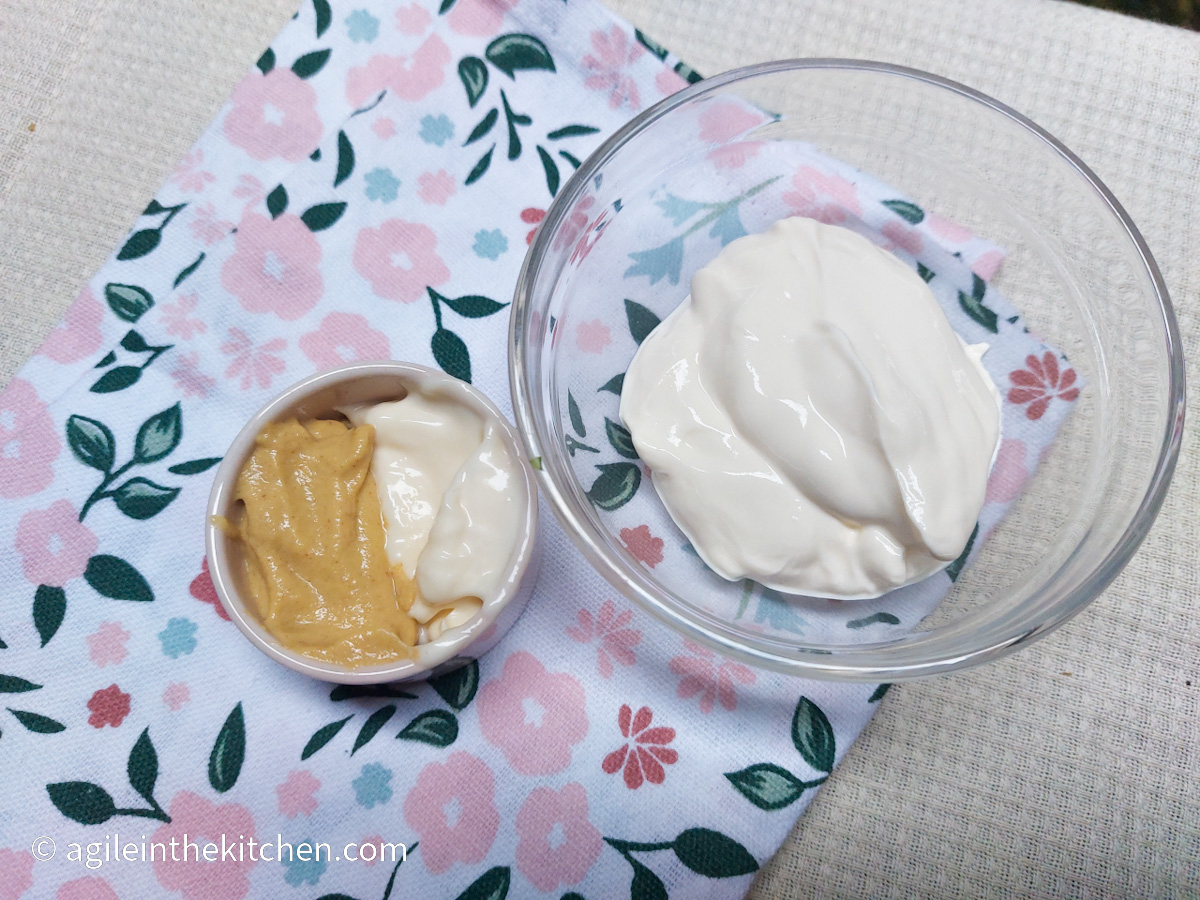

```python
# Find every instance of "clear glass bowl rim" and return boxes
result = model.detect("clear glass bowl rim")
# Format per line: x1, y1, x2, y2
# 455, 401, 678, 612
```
508, 58, 1186, 681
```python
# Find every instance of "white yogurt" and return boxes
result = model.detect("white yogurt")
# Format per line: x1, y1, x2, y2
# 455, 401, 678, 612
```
620, 216, 1002, 599
343, 387, 524, 640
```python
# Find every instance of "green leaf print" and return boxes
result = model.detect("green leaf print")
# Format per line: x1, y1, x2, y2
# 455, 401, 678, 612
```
47, 782, 117, 825
537, 145, 560, 196
568, 391, 586, 436
117, 229, 161, 261
458, 56, 489, 107
397, 709, 459, 747
485, 34, 555, 78
301, 201, 347, 232
88, 335, 172, 394
559, 149, 582, 170
334, 131, 355, 187
173, 251, 206, 288
605, 418, 638, 459
9, 709, 65, 733
565, 435, 600, 457
945, 522, 979, 582
453, 865, 511, 900
135, 402, 182, 463
465, 145, 495, 185
352, 704, 397, 755
291, 48, 331, 79
465, 108, 499, 145
868, 683, 891, 703
431, 328, 472, 382
547, 124, 600, 140
634, 29, 669, 61
439, 294, 508, 318
629, 859, 668, 900
792, 697, 835, 774
916, 262, 934, 283
167, 457, 222, 475
256, 47, 276, 74
672, 828, 759, 877
313, 0, 332, 37
725, 763, 811, 811
882, 199, 925, 225
428, 659, 479, 710
0, 675, 41, 693
267, 184, 288, 219
127, 728, 158, 802
67, 415, 116, 471
208, 702, 246, 793
587, 463, 641, 511
330, 684, 418, 702
104, 283, 154, 322
301, 715, 353, 760
94, 350, 117, 368
33, 585, 66, 648
845, 611, 901, 629
111, 478, 181, 520
84, 555, 154, 602
598, 373, 624, 396
958, 275, 998, 334
438, 0, 458, 12
500, 91, 525, 160
624, 299, 661, 345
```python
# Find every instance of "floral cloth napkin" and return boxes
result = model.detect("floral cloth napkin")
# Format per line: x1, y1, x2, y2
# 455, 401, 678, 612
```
0, 1, 1081, 898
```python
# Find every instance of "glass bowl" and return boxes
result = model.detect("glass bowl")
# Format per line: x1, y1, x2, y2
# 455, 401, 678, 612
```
509, 60, 1184, 681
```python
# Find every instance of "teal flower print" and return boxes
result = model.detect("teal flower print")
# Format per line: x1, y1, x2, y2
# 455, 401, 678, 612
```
281, 839, 328, 886
345, 9, 379, 43
352, 763, 393, 809
753, 589, 807, 635
419, 114, 454, 147
364, 167, 400, 203
159, 617, 198, 658
472, 228, 508, 260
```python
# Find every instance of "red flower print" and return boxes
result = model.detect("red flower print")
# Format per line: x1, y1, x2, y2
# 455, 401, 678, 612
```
566, 600, 642, 678
521, 207, 546, 245
668, 640, 756, 714
87, 684, 131, 729
601, 705, 678, 789
1008, 351, 1079, 420
619, 525, 663, 568
190, 557, 230, 621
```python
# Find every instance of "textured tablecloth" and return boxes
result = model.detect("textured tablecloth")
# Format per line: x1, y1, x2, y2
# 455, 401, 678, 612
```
1, 0, 1197, 896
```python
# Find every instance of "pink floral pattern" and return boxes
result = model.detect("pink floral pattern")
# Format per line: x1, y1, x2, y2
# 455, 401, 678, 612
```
189, 201, 235, 245
668, 640, 756, 714
582, 25, 643, 110
403, 753, 499, 875
417, 170, 456, 205
162, 293, 208, 340
220, 211, 323, 320
169, 352, 217, 399
151, 792, 257, 899
477, 651, 588, 775
87, 622, 130, 667
783, 165, 862, 225
57, 877, 119, 900
190, 557, 231, 621
881, 219, 923, 256
0, 849, 34, 900
514, 783, 603, 892
299, 312, 390, 369
655, 66, 688, 96
87, 684, 131, 729
38, 286, 103, 364
396, 4, 432, 35
0, 379, 61, 499
575, 318, 611, 354
162, 682, 190, 711
566, 600, 642, 679
986, 438, 1030, 504
619, 524, 663, 567
15, 500, 96, 587
1008, 351, 1079, 420
372, 117, 397, 139
276, 770, 320, 818
170, 149, 216, 193
698, 102, 764, 169
224, 68, 323, 161
345, 36, 451, 106
602, 704, 678, 789
357, 834, 386, 867
353, 219, 449, 303
221, 328, 288, 391
445, 0, 517, 35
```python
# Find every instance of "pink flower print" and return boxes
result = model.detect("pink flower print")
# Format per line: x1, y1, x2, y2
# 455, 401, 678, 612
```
0, 849, 34, 900
345, 35, 451, 106
57, 877, 119, 900
353, 219, 449, 303
299, 312, 390, 370
169, 352, 217, 399
553, 195, 595, 254
985, 438, 1029, 504
620, 524, 663, 567
403, 753, 499, 875
152, 791, 258, 899
698, 102, 765, 169
655, 67, 688, 97
477, 651, 588, 775
189, 202, 234, 246
566, 600, 641, 679
221, 328, 288, 391
39, 285, 103, 363
170, 149, 216, 193
233, 174, 267, 207
162, 682, 190, 711
971, 248, 1004, 282
224, 68, 323, 162
417, 170, 456, 206
87, 622, 130, 667
1008, 351, 1079, 420
357, 834, 385, 867
276, 770, 320, 818
521, 207, 545, 245
87, 684, 131, 729
881, 220, 923, 256
190, 557, 231, 621
601, 704, 678, 789
0, 378, 61, 499
668, 639, 756, 714
446, 0, 518, 36
162, 293, 207, 340
926, 212, 973, 244
220, 211, 323, 320
783, 165, 862, 225
15, 500, 97, 587
582, 25, 644, 111
575, 318, 611, 354
372, 116, 397, 139
514, 783, 603, 892
395, 3, 432, 35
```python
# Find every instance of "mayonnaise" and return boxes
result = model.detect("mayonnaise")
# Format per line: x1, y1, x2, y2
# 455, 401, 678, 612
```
619, 216, 1002, 599
343, 387, 524, 640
